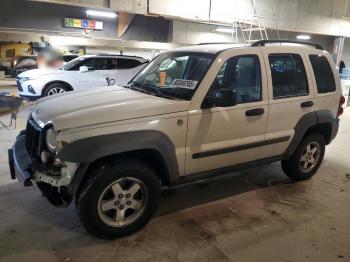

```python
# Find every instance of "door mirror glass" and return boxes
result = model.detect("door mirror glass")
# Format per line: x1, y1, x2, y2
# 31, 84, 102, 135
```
79, 66, 89, 73
213, 88, 237, 107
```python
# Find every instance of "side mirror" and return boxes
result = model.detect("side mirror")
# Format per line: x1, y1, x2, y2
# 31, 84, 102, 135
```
212, 88, 237, 107
79, 66, 89, 73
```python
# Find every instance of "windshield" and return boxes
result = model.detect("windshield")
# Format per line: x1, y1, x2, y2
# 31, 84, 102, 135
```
62, 57, 85, 70
130, 52, 214, 100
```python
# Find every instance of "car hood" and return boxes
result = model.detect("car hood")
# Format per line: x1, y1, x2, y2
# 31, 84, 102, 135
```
18, 68, 63, 78
32, 86, 190, 130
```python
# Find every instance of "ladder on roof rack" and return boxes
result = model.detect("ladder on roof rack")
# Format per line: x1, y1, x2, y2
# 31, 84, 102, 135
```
251, 40, 324, 50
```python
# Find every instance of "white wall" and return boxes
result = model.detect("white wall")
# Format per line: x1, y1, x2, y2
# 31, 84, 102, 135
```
173, 21, 240, 44
110, 0, 350, 37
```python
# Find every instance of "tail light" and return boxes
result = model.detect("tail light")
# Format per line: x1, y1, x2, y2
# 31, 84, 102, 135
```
337, 95, 345, 118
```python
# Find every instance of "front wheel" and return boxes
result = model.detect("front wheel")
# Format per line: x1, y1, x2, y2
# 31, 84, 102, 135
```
43, 83, 69, 97
76, 159, 161, 239
281, 133, 325, 181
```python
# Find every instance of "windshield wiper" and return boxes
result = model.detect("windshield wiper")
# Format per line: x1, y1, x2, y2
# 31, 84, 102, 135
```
141, 83, 163, 97
124, 81, 155, 96
124, 81, 178, 100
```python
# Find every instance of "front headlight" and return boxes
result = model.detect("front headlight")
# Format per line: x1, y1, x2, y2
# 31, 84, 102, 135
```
20, 76, 37, 82
46, 127, 58, 153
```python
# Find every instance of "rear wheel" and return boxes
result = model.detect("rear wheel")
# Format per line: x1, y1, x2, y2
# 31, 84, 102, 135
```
76, 158, 161, 239
281, 133, 325, 181
43, 83, 69, 97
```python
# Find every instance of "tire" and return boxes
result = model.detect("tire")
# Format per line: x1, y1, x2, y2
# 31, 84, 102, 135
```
281, 133, 325, 181
43, 83, 69, 97
76, 158, 161, 239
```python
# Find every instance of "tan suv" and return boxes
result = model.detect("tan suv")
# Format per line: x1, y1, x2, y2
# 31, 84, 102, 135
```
9, 40, 345, 238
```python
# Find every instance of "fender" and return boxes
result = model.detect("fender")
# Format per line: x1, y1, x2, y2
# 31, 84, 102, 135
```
316, 110, 339, 142
57, 130, 179, 184
284, 110, 338, 157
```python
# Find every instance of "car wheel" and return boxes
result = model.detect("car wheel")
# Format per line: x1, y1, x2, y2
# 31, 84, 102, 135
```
43, 83, 69, 97
76, 158, 161, 239
281, 133, 325, 181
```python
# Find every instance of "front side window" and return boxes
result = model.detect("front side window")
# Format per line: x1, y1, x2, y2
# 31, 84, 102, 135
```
83, 58, 108, 70
130, 52, 214, 100
63, 57, 110, 71
63, 57, 85, 70
269, 54, 309, 99
209, 55, 262, 105
309, 55, 336, 93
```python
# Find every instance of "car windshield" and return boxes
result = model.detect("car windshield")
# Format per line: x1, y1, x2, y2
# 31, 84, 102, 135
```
62, 57, 85, 70
128, 52, 214, 100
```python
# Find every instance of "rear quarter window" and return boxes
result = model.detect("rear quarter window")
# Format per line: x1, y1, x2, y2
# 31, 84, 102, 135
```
309, 55, 336, 93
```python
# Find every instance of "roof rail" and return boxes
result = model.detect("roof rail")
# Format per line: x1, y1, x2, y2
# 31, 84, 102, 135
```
251, 40, 324, 50
197, 42, 237, 45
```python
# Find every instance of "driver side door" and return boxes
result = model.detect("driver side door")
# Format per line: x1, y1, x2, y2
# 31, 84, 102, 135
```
185, 50, 269, 175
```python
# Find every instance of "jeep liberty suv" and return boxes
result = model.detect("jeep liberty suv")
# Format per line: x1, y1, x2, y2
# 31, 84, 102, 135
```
9, 40, 345, 239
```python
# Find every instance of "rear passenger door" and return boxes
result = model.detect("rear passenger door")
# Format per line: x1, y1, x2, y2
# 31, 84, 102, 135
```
261, 47, 315, 158
109, 58, 144, 86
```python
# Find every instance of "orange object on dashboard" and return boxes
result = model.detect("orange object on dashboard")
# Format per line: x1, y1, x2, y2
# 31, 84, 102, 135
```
159, 71, 166, 86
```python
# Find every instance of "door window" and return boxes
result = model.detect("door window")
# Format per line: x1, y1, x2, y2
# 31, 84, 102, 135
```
84, 58, 108, 70
268, 54, 309, 99
209, 55, 262, 105
309, 55, 336, 93
117, 58, 142, 69
106, 58, 117, 70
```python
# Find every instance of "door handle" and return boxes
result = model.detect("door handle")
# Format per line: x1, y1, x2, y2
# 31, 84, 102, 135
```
301, 101, 314, 108
245, 108, 265, 116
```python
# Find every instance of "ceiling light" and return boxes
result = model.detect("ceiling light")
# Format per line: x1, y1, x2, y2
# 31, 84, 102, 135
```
86, 10, 117, 18
297, 35, 311, 40
216, 27, 235, 34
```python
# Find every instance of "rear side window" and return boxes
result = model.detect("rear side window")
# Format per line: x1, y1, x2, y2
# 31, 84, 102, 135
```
107, 58, 117, 69
309, 55, 336, 93
269, 54, 309, 99
117, 58, 142, 69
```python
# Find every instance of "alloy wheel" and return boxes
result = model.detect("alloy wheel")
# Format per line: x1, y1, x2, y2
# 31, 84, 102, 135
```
47, 87, 66, 96
97, 177, 148, 227
300, 141, 321, 173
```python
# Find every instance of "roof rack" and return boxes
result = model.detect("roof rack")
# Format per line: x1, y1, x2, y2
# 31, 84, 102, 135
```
197, 42, 238, 45
95, 53, 144, 59
251, 40, 324, 50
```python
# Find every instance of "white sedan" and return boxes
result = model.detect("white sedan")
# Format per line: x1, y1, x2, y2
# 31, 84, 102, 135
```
16, 55, 148, 100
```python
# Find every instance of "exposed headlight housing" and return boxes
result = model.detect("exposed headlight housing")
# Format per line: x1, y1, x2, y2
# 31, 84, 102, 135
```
20, 76, 37, 82
46, 127, 59, 153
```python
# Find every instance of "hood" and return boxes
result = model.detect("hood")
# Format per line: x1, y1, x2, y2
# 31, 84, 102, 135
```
32, 86, 190, 130
18, 68, 63, 78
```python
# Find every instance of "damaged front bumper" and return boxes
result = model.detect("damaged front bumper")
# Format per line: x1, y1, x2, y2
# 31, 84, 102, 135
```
8, 135, 34, 186
8, 134, 81, 206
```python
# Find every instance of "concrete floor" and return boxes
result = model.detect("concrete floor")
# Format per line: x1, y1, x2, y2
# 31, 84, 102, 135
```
0, 107, 349, 262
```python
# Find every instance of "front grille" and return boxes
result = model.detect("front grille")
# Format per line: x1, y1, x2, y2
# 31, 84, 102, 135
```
25, 118, 43, 161
16, 78, 23, 92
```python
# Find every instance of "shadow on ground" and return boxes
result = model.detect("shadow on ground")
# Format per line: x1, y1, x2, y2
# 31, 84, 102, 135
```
0, 162, 296, 257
